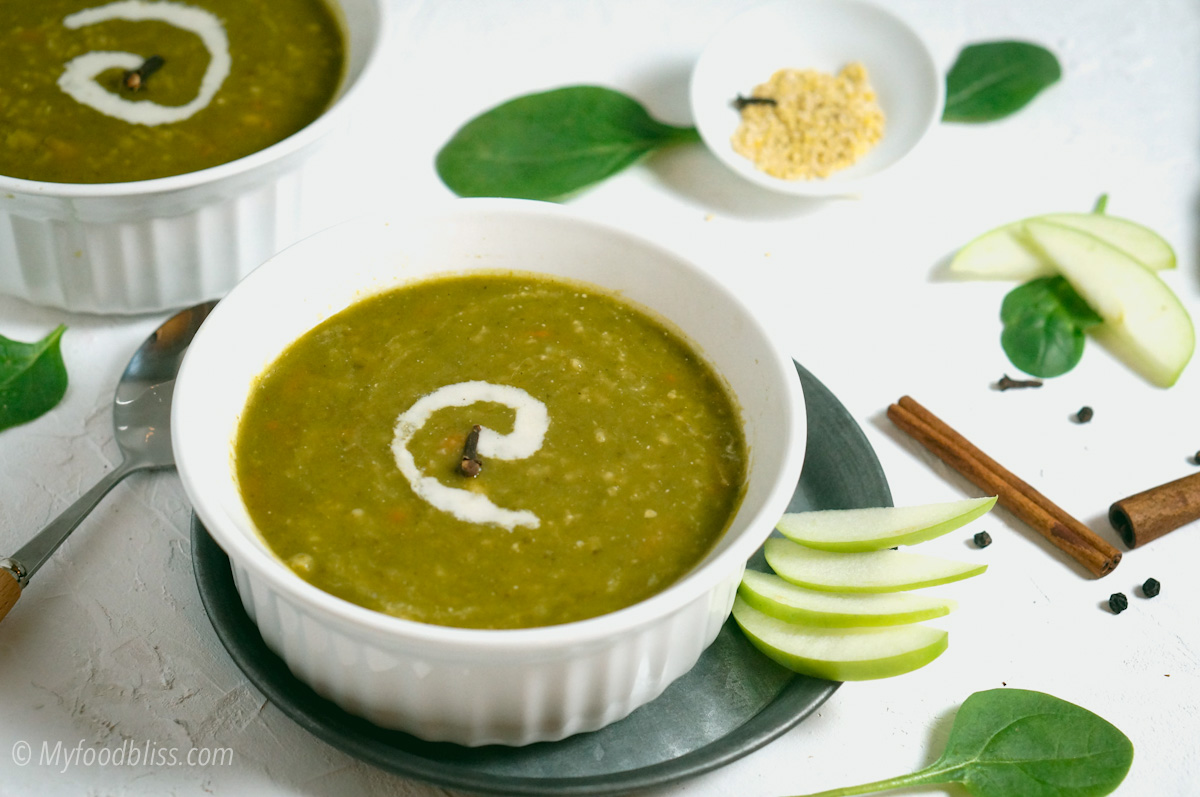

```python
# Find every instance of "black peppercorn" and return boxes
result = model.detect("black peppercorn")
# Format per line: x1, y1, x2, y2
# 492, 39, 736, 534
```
1075, 406, 1094, 423
1142, 578, 1161, 598
973, 531, 992, 548
1108, 592, 1128, 614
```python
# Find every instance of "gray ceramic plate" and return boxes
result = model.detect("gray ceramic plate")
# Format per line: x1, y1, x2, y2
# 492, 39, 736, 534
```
191, 361, 891, 795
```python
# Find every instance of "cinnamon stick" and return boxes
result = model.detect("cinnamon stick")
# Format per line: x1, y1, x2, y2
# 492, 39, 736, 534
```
1109, 470, 1200, 548
887, 396, 1121, 578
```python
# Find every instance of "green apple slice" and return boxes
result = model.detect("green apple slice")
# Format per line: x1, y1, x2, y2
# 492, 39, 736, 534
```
775, 496, 996, 552
764, 538, 987, 593
1023, 220, 1194, 387
731, 595, 948, 681
950, 212, 1176, 280
739, 569, 957, 627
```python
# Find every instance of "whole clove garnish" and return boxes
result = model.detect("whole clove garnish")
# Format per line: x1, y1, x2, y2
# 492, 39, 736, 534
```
459, 424, 483, 477
1074, 406, 1094, 424
123, 55, 165, 91
973, 531, 992, 548
995, 374, 1043, 391
1108, 592, 1128, 614
732, 94, 777, 110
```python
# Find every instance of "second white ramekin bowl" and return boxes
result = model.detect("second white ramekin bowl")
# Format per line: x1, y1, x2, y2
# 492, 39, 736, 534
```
0, 0, 388, 315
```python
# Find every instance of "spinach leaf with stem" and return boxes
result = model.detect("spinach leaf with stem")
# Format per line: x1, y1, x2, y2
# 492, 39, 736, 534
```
1000, 276, 1103, 378
436, 85, 700, 201
790, 689, 1133, 797
0, 325, 68, 432
943, 41, 1062, 122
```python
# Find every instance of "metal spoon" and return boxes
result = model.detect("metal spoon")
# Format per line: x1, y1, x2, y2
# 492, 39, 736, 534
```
0, 301, 217, 623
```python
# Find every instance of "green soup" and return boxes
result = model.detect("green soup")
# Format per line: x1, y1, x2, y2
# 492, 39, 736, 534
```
234, 273, 749, 630
0, 0, 345, 183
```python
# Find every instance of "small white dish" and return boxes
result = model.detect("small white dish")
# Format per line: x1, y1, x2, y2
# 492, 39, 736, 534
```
690, 0, 942, 197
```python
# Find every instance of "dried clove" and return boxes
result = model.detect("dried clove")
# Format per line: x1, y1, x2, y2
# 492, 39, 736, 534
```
123, 55, 165, 91
459, 424, 483, 477
733, 94, 777, 111
995, 374, 1043, 391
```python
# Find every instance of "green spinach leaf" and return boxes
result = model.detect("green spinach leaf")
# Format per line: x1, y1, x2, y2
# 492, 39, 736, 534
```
1000, 276, 1102, 378
790, 689, 1133, 797
435, 85, 700, 201
0, 325, 69, 432
943, 41, 1062, 122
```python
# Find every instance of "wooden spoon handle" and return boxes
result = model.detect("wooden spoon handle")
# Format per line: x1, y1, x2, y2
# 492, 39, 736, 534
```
0, 567, 20, 623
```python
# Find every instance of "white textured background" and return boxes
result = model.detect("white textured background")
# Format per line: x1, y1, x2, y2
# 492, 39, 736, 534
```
2, 1, 1198, 794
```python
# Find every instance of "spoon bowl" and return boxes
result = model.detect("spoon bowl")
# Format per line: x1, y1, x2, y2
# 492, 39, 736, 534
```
113, 303, 218, 470
0, 301, 217, 623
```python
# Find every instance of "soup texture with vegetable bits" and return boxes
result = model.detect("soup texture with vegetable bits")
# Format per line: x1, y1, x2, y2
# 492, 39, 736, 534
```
234, 273, 749, 630
0, 0, 344, 183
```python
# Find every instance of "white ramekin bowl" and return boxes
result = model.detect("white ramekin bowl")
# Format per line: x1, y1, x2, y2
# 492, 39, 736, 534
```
172, 199, 806, 746
0, 0, 388, 315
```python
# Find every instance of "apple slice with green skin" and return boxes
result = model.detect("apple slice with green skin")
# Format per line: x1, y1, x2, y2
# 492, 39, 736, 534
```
950, 212, 1176, 280
739, 569, 957, 627
731, 595, 948, 681
764, 537, 987, 593
1023, 220, 1194, 387
775, 496, 996, 552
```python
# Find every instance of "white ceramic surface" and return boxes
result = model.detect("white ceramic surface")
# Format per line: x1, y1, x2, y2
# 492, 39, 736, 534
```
172, 198, 807, 746
0, 0, 388, 315
690, 0, 942, 197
